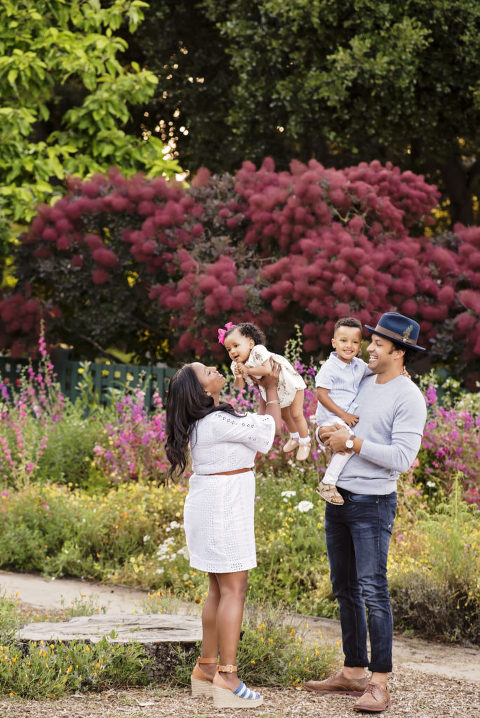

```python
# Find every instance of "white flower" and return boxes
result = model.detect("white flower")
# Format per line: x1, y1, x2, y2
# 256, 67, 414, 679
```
143, 535, 150, 543
155, 568, 164, 575
281, 490, 296, 498
426, 480, 436, 488
296, 500, 314, 513
156, 537, 174, 558
165, 520, 181, 533
177, 545, 190, 559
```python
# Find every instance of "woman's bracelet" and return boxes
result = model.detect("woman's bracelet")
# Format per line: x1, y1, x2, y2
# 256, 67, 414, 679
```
266, 399, 280, 405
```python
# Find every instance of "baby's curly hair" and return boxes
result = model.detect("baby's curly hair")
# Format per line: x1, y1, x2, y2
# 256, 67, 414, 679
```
225, 322, 266, 346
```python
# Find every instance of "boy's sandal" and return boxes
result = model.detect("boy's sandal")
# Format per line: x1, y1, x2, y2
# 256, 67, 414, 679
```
213, 665, 264, 708
316, 482, 344, 505
191, 657, 217, 697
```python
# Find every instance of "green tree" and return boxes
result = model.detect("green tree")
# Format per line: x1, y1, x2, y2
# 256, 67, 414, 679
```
136, 0, 480, 225
0, 0, 181, 280
124, 0, 237, 174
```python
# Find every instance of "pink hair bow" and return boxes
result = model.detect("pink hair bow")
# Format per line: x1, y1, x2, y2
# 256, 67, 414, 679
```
218, 322, 235, 345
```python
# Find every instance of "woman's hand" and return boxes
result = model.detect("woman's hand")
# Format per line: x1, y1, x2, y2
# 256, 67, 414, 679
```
254, 360, 282, 434
235, 361, 248, 376
255, 359, 281, 388
233, 361, 242, 377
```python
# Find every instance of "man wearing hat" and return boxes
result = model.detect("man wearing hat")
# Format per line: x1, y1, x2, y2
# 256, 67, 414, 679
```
305, 312, 427, 712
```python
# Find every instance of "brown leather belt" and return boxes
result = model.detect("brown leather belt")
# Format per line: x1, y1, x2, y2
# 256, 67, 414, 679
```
206, 467, 253, 476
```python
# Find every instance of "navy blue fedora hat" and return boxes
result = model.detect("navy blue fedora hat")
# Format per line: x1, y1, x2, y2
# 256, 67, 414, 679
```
365, 312, 426, 351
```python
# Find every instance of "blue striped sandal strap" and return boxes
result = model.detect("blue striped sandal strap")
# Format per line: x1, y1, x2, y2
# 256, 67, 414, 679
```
234, 682, 261, 700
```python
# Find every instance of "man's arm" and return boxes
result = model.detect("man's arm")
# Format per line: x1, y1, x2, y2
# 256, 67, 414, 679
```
321, 392, 427, 473
322, 425, 421, 472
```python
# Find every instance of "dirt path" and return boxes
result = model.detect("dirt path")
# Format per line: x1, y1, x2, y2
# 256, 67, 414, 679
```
0, 672, 479, 718
1, 570, 479, 717
0, 570, 149, 614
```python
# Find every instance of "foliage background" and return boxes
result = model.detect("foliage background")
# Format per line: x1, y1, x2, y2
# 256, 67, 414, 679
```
132, 0, 480, 225
0, 0, 181, 282
0, 361, 478, 644
1, 161, 479, 388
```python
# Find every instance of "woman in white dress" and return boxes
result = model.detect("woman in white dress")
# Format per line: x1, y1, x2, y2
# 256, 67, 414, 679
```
165, 361, 281, 709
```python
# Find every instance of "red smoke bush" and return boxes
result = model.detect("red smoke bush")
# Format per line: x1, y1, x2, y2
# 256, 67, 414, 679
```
0, 160, 479, 383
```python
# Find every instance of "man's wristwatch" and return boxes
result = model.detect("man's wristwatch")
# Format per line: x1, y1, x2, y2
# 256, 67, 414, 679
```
345, 436, 355, 450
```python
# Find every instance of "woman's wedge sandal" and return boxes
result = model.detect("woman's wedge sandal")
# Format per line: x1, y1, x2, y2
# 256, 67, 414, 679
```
190, 657, 217, 697
212, 664, 263, 709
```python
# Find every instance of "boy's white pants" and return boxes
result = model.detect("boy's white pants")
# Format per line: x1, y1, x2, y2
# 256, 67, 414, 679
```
317, 419, 353, 485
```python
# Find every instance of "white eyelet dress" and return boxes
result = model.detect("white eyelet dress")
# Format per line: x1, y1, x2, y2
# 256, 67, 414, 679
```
183, 411, 276, 573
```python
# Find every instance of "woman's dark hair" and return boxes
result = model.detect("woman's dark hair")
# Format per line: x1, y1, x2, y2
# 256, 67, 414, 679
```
224, 322, 266, 346
165, 364, 240, 480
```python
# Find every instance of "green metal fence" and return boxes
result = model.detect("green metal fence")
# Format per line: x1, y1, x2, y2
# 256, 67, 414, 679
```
0, 355, 176, 409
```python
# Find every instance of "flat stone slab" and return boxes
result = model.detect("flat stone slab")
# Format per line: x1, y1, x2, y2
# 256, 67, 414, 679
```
16, 613, 202, 644
16, 614, 202, 679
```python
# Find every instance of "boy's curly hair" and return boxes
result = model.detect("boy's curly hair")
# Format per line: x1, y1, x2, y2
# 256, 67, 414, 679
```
333, 317, 363, 333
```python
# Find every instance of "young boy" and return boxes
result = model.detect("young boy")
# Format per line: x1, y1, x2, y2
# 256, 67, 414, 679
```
314, 317, 369, 504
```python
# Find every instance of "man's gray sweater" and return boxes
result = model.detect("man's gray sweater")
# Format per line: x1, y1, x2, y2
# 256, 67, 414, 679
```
337, 374, 427, 495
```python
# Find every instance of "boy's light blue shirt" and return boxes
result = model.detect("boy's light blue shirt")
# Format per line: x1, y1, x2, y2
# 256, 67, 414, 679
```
315, 352, 370, 425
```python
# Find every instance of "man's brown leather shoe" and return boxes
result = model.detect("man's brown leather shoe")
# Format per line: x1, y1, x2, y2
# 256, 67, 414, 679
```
354, 683, 391, 712
304, 670, 368, 697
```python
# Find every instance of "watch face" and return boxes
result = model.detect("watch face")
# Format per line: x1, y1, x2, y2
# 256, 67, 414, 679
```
346, 438, 354, 449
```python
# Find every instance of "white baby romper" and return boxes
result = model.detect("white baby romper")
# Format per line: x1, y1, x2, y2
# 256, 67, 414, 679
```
231, 344, 306, 409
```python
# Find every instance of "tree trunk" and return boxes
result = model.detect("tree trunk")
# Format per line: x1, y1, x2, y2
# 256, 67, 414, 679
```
441, 156, 474, 226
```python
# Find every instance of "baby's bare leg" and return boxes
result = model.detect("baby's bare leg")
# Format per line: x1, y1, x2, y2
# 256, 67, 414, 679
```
290, 390, 309, 438
281, 405, 297, 433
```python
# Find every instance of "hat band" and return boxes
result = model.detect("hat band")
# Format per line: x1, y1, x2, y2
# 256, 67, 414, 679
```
372, 325, 417, 346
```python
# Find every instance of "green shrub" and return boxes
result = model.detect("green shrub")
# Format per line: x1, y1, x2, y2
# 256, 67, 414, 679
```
390, 478, 480, 643
1, 466, 480, 645
0, 483, 185, 580
0, 593, 21, 644
0, 638, 150, 699
35, 403, 110, 489
390, 571, 480, 643
249, 466, 336, 616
